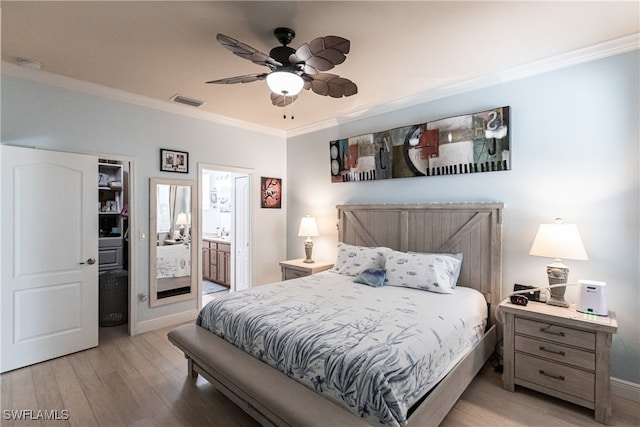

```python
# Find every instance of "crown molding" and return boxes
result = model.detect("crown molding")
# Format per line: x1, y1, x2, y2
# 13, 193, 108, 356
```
3, 34, 637, 140
1, 61, 286, 139
286, 33, 640, 138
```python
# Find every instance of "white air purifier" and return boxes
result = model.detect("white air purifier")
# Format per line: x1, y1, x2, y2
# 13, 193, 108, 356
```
576, 280, 608, 316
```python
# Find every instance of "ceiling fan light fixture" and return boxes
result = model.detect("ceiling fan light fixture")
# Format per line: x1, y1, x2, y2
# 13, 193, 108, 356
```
266, 71, 304, 96
211, 29, 356, 106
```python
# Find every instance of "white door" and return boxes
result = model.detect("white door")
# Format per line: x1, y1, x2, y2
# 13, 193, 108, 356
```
233, 175, 251, 291
1, 145, 99, 373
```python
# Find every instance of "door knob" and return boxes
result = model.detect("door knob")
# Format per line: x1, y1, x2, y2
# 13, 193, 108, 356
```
79, 258, 96, 265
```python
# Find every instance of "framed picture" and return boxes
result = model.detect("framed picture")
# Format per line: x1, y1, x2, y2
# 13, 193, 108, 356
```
160, 148, 188, 173
105, 200, 119, 213
330, 106, 510, 183
261, 177, 282, 209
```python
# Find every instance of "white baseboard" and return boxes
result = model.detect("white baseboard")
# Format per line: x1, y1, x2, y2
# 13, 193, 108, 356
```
611, 377, 640, 402
134, 309, 198, 335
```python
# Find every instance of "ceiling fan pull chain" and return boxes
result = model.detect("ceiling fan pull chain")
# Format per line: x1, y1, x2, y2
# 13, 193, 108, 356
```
287, 97, 295, 120
283, 96, 294, 119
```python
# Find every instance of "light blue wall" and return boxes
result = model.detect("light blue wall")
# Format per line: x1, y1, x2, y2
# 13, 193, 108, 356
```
286, 51, 640, 383
1, 76, 288, 325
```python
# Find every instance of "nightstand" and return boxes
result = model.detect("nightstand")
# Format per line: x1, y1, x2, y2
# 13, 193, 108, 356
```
279, 259, 334, 281
500, 301, 617, 424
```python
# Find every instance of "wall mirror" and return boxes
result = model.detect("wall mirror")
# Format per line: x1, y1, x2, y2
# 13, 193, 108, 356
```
149, 178, 197, 307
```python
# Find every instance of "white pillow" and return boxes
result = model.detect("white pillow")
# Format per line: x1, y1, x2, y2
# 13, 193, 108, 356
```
384, 250, 462, 294
331, 242, 391, 276
408, 251, 463, 288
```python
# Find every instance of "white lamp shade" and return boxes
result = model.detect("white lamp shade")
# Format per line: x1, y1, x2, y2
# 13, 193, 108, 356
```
298, 215, 319, 237
266, 71, 304, 96
529, 220, 588, 260
176, 212, 188, 226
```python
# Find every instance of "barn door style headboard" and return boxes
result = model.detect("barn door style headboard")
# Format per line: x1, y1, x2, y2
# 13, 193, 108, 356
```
337, 203, 503, 307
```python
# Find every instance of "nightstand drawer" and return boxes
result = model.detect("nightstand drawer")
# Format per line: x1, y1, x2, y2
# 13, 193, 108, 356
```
279, 260, 334, 281
515, 353, 594, 402
284, 269, 307, 280
515, 335, 595, 370
515, 317, 595, 350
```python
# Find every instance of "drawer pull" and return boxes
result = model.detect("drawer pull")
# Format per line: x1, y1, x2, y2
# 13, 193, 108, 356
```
539, 346, 565, 356
539, 370, 565, 381
539, 326, 565, 337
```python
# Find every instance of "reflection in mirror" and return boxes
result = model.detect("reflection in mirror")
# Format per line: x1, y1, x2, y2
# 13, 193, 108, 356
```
149, 178, 197, 307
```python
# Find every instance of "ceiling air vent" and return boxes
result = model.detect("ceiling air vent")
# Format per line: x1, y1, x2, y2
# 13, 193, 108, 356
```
171, 94, 206, 108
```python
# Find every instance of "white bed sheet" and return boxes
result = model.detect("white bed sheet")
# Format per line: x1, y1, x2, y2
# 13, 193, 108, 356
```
197, 271, 487, 426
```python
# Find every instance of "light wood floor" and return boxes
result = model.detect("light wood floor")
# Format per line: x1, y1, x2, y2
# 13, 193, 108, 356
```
2, 324, 638, 427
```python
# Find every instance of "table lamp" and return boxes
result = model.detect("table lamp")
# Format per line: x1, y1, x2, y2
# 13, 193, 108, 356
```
529, 218, 588, 307
298, 215, 319, 263
176, 212, 188, 238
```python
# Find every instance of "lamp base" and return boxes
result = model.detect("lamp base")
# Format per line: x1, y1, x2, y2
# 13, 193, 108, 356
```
303, 240, 315, 264
546, 287, 570, 307
545, 261, 569, 308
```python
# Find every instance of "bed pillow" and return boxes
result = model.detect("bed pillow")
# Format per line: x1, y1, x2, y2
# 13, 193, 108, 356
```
354, 268, 386, 288
331, 242, 391, 276
384, 250, 462, 294
409, 251, 463, 288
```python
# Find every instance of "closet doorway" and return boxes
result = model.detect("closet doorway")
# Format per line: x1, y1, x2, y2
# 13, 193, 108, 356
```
199, 164, 252, 308
1, 146, 136, 372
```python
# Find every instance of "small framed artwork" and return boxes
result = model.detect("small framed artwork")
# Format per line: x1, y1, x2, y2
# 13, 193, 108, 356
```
105, 200, 119, 213
261, 177, 282, 209
160, 148, 188, 173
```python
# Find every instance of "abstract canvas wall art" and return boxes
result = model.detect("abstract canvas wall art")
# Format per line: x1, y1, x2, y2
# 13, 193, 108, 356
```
330, 106, 510, 182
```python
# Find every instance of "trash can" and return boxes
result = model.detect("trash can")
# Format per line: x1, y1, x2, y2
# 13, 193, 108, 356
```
99, 270, 128, 326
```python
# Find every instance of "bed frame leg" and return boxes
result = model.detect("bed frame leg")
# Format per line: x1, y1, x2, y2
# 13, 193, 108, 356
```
187, 357, 198, 379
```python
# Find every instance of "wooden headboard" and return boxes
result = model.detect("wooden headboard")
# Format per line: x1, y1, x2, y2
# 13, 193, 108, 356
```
337, 203, 503, 307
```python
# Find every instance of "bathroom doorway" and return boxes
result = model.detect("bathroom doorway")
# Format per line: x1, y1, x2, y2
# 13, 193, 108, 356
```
199, 164, 252, 308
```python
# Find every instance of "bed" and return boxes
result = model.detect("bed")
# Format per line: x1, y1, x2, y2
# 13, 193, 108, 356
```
156, 243, 191, 292
168, 203, 503, 426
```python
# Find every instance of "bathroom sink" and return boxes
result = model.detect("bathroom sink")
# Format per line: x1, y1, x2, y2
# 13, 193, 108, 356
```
203, 234, 230, 242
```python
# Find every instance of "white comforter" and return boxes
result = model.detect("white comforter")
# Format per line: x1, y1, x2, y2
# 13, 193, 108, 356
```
156, 244, 190, 279
197, 271, 487, 426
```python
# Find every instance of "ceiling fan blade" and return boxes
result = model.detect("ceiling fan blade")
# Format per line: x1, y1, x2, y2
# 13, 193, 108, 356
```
304, 73, 358, 98
216, 34, 282, 68
289, 36, 351, 74
270, 92, 298, 107
206, 73, 268, 84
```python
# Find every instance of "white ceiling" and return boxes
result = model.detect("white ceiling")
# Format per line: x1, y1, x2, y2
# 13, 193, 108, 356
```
2, 1, 639, 135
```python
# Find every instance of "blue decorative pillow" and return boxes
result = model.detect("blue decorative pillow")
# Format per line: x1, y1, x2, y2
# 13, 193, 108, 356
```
384, 250, 462, 294
354, 268, 386, 288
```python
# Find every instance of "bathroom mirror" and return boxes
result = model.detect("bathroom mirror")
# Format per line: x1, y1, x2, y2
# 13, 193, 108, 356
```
149, 178, 197, 307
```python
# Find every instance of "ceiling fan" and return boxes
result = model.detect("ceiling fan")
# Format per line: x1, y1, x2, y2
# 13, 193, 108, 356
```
207, 27, 358, 107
